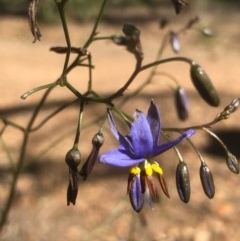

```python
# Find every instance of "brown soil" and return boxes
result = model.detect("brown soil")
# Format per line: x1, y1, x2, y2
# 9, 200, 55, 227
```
1, 6, 240, 241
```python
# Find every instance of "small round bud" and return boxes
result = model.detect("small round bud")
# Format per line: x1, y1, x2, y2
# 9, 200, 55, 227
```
92, 132, 104, 148
226, 153, 239, 174
65, 148, 81, 171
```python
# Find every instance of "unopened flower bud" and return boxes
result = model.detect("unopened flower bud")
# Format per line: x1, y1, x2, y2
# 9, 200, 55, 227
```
200, 163, 215, 199
190, 62, 220, 107
170, 31, 180, 53
176, 161, 190, 203
175, 86, 189, 120
226, 153, 239, 174
80, 132, 104, 180
65, 148, 81, 172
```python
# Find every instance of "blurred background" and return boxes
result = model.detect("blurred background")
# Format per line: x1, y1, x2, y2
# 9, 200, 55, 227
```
1, 1, 240, 241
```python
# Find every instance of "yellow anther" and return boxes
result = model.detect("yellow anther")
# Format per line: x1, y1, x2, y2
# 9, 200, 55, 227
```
145, 161, 153, 176
130, 166, 141, 175
151, 162, 163, 175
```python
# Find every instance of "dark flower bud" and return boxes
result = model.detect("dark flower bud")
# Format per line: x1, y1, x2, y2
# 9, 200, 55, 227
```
176, 161, 190, 203
65, 148, 81, 172
226, 153, 239, 174
80, 132, 104, 180
190, 62, 220, 107
200, 163, 215, 199
175, 86, 189, 120
171, 0, 188, 14
122, 23, 140, 38
122, 23, 143, 62
128, 173, 144, 212
170, 31, 180, 53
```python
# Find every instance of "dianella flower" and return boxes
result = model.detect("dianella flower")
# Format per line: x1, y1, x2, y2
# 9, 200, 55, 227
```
99, 100, 195, 212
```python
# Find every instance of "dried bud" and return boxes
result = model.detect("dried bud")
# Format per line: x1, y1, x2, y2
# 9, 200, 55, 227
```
28, 0, 42, 42
176, 161, 190, 203
200, 163, 215, 199
226, 153, 239, 174
171, 0, 188, 14
122, 23, 143, 62
175, 86, 189, 120
122, 23, 140, 37
67, 166, 79, 205
224, 98, 240, 115
190, 62, 220, 107
65, 148, 81, 171
170, 31, 180, 53
80, 132, 104, 180
128, 173, 144, 212
111, 35, 127, 45
215, 98, 240, 121
50, 46, 87, 55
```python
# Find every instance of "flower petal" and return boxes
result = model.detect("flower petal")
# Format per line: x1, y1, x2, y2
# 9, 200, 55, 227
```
153, 129, 195, 156
129, 174, 144, 212
131, 110, 153, 157
99, 149, 144, 167
147, 100, 161, 146
108, 110, 134, 155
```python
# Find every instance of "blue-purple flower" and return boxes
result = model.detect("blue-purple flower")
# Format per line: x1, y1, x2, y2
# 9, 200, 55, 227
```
99, 100, 195, 212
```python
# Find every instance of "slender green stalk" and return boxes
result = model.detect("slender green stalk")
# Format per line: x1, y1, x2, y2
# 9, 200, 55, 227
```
55, 0, 72, 72
83, 0, 108, 48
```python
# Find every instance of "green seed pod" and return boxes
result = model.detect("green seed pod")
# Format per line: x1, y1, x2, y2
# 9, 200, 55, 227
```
190, 62, 220, 107
65, 148, 81, 171
200, 163, 215, 199
176, 161, 190, 203
175, 86, 189, 120
226, 153, 239, 174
